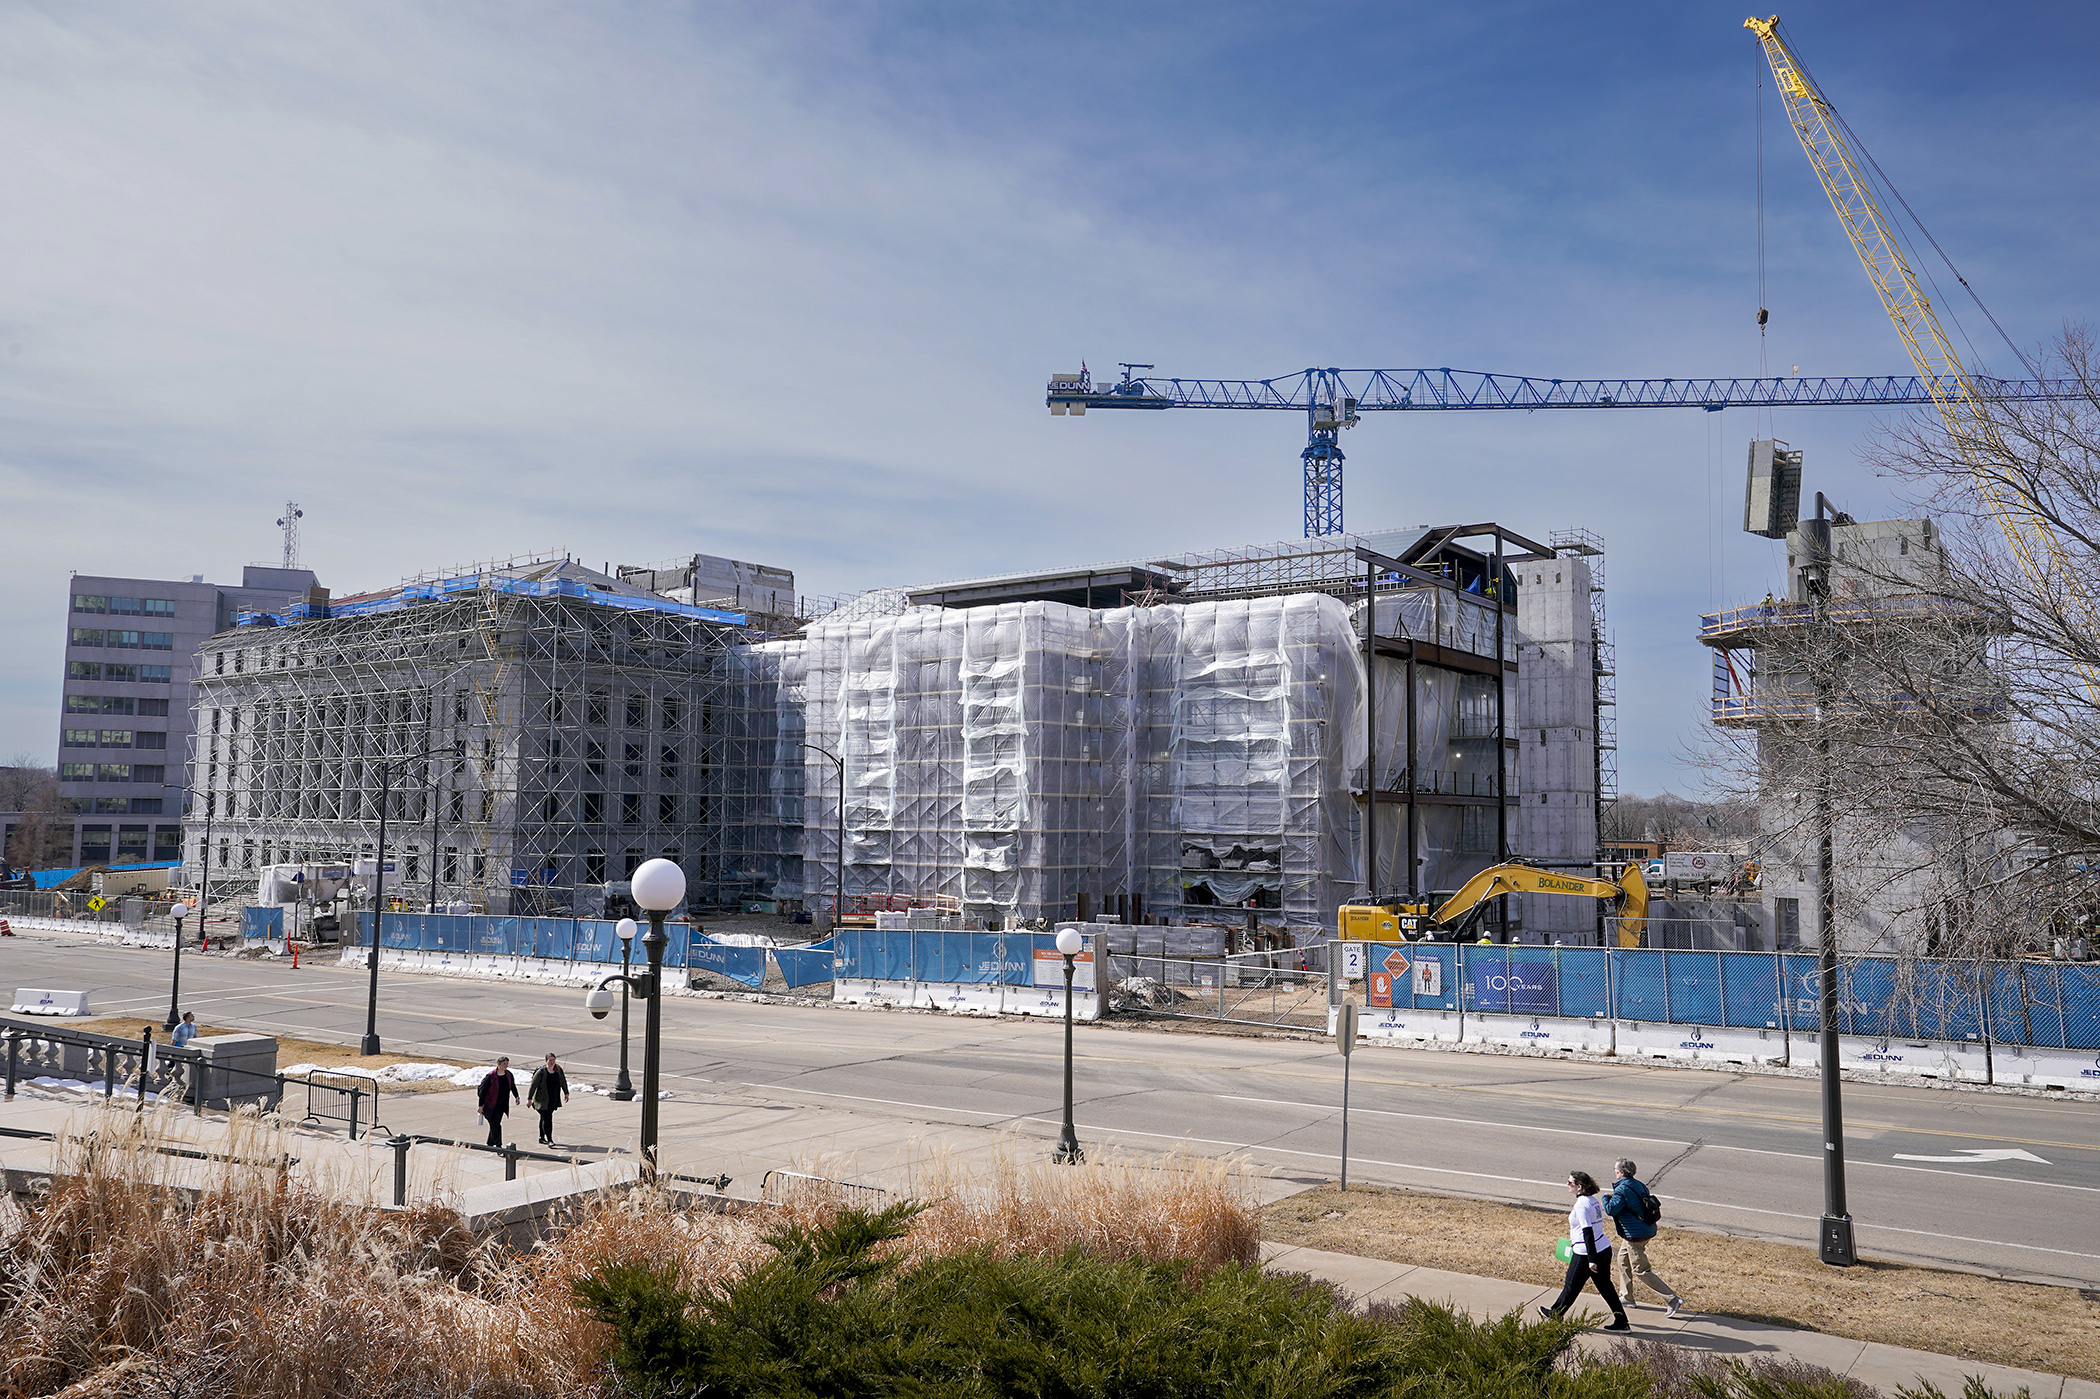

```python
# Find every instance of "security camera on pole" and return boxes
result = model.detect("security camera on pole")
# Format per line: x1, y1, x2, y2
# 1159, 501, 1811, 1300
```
584, 858, 683, 1178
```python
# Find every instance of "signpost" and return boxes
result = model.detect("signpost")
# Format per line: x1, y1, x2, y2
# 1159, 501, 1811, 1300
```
1336, 1002, 1358, 1189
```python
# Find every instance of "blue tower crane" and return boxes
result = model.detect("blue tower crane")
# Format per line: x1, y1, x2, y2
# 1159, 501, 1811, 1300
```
1045, 363, 2078, 537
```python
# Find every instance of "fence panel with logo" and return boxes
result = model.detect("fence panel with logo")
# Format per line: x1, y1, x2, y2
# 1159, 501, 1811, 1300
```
1325, 942, 2100, 1084
831, 928, 1100, 1020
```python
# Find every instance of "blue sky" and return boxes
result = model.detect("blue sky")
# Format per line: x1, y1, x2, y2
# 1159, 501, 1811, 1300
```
3, 1, 2096, 793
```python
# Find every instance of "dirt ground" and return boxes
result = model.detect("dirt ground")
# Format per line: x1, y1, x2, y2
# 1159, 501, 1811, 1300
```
73, 1017, 475, 1094
1262, 1182, 2100, 1383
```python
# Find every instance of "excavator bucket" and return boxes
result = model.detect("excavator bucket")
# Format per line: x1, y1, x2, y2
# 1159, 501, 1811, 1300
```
1615, 862, 1649, 947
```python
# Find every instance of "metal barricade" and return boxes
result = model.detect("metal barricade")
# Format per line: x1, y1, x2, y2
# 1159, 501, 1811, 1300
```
760, 1168, 888, 1207
293, 1072, 386, 1141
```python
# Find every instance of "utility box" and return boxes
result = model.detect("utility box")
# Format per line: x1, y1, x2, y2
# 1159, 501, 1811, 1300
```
1745, 440, 1804, 539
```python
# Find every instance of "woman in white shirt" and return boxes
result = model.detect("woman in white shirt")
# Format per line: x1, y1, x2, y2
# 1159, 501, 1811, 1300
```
1539, 1169, 1631, 1330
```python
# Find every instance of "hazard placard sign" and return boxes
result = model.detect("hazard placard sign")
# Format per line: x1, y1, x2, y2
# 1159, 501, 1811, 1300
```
1368, 972, 1391, 1007
1383, 948, 1411, 979
87, 896, 106, 912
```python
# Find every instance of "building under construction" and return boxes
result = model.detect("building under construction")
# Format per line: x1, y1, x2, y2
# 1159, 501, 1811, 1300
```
746, 523, 1614, 941
187, 553, 790, 914
188, 526, 1614, 941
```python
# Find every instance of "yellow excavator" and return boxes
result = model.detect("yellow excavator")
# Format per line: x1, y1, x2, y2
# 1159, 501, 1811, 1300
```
1338, 861, 1649, 946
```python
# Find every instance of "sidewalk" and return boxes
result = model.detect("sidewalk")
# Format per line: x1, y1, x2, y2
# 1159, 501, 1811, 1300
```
1262, 1241, 2099, 1399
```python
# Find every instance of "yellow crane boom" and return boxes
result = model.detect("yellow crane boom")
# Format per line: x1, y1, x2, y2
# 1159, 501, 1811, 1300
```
1745, 17, 2089, 643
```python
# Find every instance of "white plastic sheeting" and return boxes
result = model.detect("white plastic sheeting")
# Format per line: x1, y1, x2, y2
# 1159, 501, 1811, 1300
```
740, 596, 1366, 931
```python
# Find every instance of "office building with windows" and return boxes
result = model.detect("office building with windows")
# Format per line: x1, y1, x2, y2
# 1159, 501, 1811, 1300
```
56, 566, 320, 866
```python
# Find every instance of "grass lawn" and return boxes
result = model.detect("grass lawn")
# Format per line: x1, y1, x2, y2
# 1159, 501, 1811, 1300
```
1262, 1181, 2100, 1383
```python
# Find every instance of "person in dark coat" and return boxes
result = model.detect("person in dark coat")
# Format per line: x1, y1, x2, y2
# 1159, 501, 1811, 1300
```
528, 1052, 570, 1146
477, 1056, 518, 1147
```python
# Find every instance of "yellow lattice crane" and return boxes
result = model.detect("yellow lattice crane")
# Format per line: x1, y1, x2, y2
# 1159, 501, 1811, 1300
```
1746, 16, 2086, 631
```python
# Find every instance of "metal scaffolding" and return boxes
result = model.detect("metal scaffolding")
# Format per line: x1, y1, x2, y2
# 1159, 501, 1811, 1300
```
185, 554, 774, 913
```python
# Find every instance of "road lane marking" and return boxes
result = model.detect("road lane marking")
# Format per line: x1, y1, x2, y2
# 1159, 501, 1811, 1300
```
1893, 1148, 2050, 1165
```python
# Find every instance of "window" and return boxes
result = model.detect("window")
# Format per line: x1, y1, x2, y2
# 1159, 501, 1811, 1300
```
550, 694, 565, 724
143, 599, 176, 617
69, 661, 102, 680
472, 853, 487, 883
142, 632, 173, 650
621, 792, 641, 825
453, 690, 469, 724
585, 849, 606, 884
133, 765, 165, 783
139, 698, 168, 717
624, 742, 642, 777
135, 731, 166, 751
406, 852, 421, 882
479, 793, 495, 823
582, 791, 604, 823
660, 746, 679, 782
136, 799, 168, 818
96, 763, 133, 781
80, 827, 112, 860
70, 627, 105, 647
1776, 898, 1800, 948
623, 848, 644, 878
234, 651, 243, 673
663, 696, 682, 730
659, 793, 678, 824
444, 848, 459, 883
448, 791, 464, 823
625, 695, 645, 728
540, 793, 560, 822
587, 692, 608, 726
136, 666, 169, 683
59, 797, 91, 813
60, 762, 95, 779
108, 597, 143, 615
95, 797, 129, 813
72, 594, 108, 613
241, 840, 256, 869
117, 828, 150, 858
66, 695, 99, 713
154, 824, 181, 855
586, 740, 605, 776
63, 730, 98, 748
98, 731, 134, 748
214, 652, 225, 675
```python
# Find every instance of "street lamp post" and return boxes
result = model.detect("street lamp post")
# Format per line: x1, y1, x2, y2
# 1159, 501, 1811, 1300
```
584, 858, 683, 1178
1803, 494, 1857, 1267
1053, 925, 1085, 1164
610, 917, 637, 1100
164, 783, 216, 1031
362, 747, 436, 1056
797, 742, 846, 927
164, 903, 188, 1031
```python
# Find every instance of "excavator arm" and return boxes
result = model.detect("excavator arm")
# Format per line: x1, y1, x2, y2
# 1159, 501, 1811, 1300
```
1428, 861, 1649, 945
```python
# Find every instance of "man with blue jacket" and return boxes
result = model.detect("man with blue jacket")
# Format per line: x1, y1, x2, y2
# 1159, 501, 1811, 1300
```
1604, 1158, 1688, 1317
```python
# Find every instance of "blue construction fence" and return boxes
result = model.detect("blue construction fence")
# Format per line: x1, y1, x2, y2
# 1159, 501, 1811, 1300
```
1354, 944, 2100, 1050
828, 928, 1077, 985
351, 912, 847, 991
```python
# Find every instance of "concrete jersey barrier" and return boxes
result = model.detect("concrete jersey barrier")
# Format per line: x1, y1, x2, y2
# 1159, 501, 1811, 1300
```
12, 989, 91, 1016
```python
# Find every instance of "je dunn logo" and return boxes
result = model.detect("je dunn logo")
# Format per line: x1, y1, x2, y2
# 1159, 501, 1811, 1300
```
1678, 1026, 1715, 1049
1521, 1018, 1552, 1039
2082, 1055, 2100, 1080
1861, 1039, 1905, 1063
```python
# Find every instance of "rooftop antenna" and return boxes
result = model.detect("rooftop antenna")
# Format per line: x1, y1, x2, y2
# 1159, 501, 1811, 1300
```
276, 501, 304, 568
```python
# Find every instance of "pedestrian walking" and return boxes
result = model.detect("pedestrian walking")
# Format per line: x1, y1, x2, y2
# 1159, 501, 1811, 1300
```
1539, 1169, 1630, 1331
170, 1011, 199, 1048
477, 1056, 518, 1147
1605, 1158, 1688, 1317
528, 1052, 570, 1146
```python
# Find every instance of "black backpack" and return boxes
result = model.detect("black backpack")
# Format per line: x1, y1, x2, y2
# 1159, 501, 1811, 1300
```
1637, 1183, 1663, 1226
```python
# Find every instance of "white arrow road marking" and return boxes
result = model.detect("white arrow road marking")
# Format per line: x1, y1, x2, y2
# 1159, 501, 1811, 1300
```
1892, 1148, 2051, 1165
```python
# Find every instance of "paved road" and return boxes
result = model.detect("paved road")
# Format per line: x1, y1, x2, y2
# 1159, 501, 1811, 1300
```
7, 931, 2098, 1286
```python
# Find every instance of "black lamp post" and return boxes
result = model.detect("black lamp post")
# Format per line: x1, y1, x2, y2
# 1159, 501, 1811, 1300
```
797, 742, 846, 926
1803, 493, 1857, 1267
587, 857, 682, 1178
610, 916, 637, 1100
164, 904, 188, 1031
1052, 925, 1085, 1164
164, 783, 215, 1031
362, 747, 436, 1056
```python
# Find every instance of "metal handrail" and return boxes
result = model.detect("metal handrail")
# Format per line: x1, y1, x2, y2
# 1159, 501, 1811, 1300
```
380, 1132, 731, 1206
